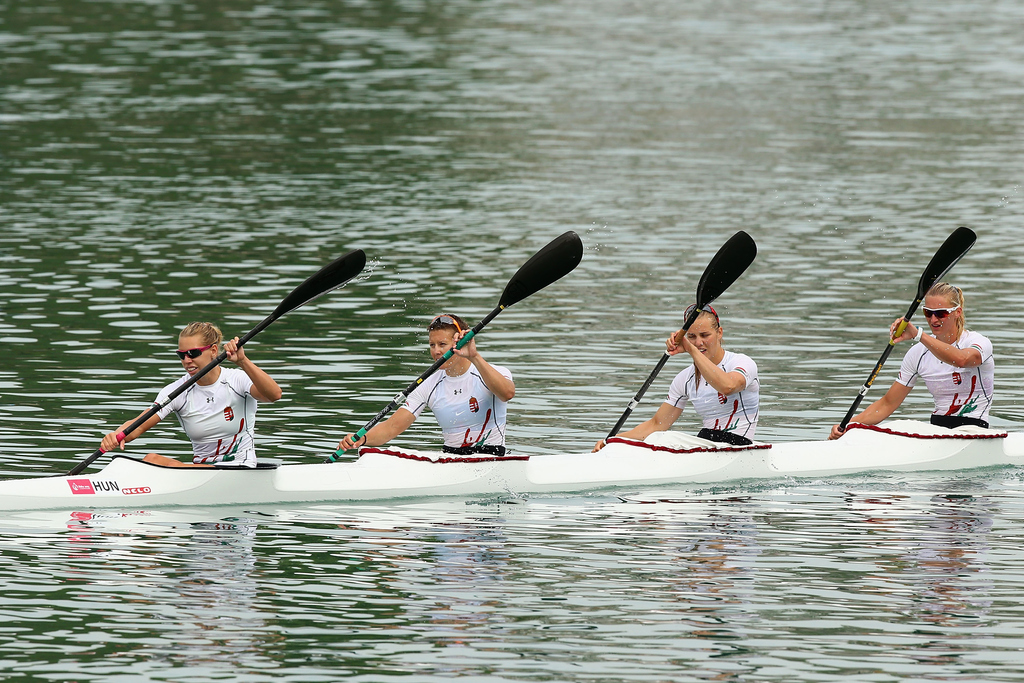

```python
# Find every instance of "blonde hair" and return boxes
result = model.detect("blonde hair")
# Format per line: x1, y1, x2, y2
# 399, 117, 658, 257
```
179, 322, 223, 348
927, 282, 965, 338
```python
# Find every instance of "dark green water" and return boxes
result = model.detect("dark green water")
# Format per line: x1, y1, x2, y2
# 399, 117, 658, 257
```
3, 0, 1024, 679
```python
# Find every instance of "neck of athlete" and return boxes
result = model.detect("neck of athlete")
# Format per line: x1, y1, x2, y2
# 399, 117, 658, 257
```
445, 357, 472, 377
934, 321, 961, 346
706, 347, 726, 365
190, 365, 221, 386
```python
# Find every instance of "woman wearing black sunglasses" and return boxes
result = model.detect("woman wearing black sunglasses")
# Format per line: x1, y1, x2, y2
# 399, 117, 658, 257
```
98, 321, 282, 467
594, 304, 761, 450
337, 313, 516, 455
829, 282, 994, 439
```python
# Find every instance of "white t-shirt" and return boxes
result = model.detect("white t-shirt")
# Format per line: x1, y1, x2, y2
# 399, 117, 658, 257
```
665, 350, 760, 439
155, 367, 259, 466
897, 330, 994, 423
402, 365, 513, 448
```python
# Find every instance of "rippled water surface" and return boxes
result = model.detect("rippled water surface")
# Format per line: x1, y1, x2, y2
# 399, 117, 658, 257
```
4, 0, 1024, 679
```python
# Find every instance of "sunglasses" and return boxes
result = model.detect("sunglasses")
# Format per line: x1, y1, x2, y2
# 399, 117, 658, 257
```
176, 343, 216, 360
684, 303, 719, 323
429, 314, 463, 334
922, 305, 960, 320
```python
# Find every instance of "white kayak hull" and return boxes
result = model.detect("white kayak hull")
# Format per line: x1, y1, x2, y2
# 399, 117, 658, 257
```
2, 420, 1021, 511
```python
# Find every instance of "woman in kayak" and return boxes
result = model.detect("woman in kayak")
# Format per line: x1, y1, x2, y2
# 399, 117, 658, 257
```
594, 304, 760, 450
98, 321, 283, 467
829, 282, 994, 439
337, 313, 515, 455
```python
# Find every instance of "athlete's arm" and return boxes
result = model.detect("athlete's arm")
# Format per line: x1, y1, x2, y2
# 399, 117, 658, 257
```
829, 381, 912, 439
225, 336, 283, 402
339, 408, 417, 451
100, 410, 163, 451
681, 334, 747, 396
455, 334, 515, 401
594, 402, 684, 451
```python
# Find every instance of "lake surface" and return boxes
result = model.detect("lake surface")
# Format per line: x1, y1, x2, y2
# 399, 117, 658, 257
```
3, 0, 1024, 679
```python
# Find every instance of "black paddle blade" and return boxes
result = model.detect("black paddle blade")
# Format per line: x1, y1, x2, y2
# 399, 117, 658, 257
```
272, 249, 367, 320
498, 231, 584, 308
915, 227, 976, 299
695, 230, 757, 307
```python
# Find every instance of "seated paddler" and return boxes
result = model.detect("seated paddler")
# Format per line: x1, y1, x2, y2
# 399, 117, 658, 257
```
830, 282, 994, 439
99, 322, 283, 467
594, 304, 760, 451
337, 313, 516, 456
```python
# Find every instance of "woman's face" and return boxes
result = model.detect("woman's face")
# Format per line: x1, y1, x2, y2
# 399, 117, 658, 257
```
684, 315, 724, 360
177, 334, 218, 375
428, 328, 458, 364
922, 294, 961, 335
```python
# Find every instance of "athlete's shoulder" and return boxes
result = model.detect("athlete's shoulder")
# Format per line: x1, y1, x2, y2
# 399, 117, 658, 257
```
724, 350, 757, 371
159, 373, 192, 395
487, 364, 513, 379
218, 366, 254, 392
903, 339, 931, 362
961, 329, 992, 347
672, 363, 697, 383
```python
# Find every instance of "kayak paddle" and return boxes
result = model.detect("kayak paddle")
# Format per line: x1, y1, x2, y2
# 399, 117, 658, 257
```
605, 230, 757, 440
328, 230, 584, 462
69, 249, 368, 476
837, 226, 976, 433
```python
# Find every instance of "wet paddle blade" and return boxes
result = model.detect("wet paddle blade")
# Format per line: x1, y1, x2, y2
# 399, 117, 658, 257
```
695, 230, 757, 308
272, 249, 367, 322
499, 231, 584, 308
915, 226, 976, 300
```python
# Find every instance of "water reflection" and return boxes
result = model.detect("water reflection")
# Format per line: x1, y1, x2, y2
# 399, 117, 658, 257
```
62, 511, 265, 666
857, 492, 994, 630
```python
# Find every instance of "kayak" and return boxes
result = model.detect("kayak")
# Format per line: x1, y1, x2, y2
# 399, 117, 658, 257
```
1, 420, 1021, 511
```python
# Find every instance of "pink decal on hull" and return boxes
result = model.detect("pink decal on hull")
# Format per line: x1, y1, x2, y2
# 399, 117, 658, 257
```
68, 479, 96, 495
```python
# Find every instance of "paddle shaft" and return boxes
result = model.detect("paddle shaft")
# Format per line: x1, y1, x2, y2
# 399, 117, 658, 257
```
605, 305, 702, 440
331, 306, 502, 459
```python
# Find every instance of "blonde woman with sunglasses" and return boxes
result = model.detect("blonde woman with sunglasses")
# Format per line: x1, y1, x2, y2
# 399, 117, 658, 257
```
829, 283, 993, 439
337, 314, 516, 456
594, 304, 760, 451
98, 322, 282, 467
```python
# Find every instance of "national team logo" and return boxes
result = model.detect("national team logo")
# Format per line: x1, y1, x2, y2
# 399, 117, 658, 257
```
469, 397, 480, 413
952, 372, 962, 386
68, 479, 95, 495
718, 392, 727, 405
224, 406, 234, 421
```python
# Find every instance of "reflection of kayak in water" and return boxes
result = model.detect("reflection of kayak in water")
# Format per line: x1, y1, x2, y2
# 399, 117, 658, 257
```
2, 420, 1021, 511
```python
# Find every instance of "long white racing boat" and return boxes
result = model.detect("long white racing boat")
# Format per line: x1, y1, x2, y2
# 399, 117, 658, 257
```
1, 420, 1021, 511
